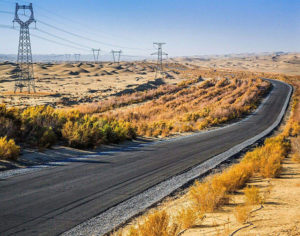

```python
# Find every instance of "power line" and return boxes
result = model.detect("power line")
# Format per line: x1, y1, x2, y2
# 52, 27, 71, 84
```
0, 10, 13, 14
1, 23, 91, 52
35, 28, 91, 50
0, 5, 151, 52
37, 19, 149, 51
0, 2, 155, 58
0, 23, 13, 29
15, 0, 152, 48
31, 32, 90, 52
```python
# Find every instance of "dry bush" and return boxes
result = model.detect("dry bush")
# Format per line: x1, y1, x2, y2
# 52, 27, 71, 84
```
189, 180, 227, 212
291, 153, 300, 163
174, 206, 204, 231
61, 116, 135, 148
0, 104, 136, 151
0, 136, 20, 160
102, 78, 270, 137
128, 210, 179, 236
212, 162, 253, 193
234, 205, 251, 224
244, 186, 262, 205
242, 136, 290, 178
291, 136, 300, 163
76, 84, 182, 114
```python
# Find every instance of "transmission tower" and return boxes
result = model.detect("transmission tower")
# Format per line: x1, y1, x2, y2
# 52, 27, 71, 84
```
74, 54, 81, 62
13, 3, 36, 93
92, 48, 101, 63
64, 54, 71, 63
111, 50, 122, 64
151, 42, 168, 79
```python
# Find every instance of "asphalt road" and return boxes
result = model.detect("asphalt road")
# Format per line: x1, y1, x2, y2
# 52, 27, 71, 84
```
0, 80, 291, 236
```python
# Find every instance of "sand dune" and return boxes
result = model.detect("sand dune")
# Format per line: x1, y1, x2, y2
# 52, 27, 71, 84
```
0, 53, 298, 107
0, 61, 184, 107
173, 52, 300, 75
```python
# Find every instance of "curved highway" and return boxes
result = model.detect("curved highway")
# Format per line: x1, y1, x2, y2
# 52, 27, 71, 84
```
0, 80, 291, 236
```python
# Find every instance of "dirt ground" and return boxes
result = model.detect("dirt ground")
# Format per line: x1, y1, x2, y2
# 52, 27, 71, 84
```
182, 156, 300, 236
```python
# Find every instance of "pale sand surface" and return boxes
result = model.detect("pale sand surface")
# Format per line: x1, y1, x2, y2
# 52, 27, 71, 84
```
182, 156, 300, 236
173, 52, 300, 76
1, 52, 298, 108
0, 61, 187, 107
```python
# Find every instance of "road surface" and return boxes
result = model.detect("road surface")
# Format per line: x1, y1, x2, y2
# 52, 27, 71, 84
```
0, 80, 291, 236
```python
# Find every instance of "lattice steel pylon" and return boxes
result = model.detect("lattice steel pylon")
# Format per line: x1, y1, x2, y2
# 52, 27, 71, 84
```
64, 54, 71, 63
74, 54, 81, 62
92, 48, 101, 63
151, 42, 168, 79
13, 3, 36, 93
111, 50, 122, 64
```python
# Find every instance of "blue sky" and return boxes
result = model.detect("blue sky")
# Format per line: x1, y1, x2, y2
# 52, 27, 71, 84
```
0, 0, 299, 57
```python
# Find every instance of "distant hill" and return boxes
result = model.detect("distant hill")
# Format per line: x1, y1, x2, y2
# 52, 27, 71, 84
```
0, 54, 149, 63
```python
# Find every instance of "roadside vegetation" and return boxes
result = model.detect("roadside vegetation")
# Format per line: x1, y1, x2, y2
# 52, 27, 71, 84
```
111, 73, 300, 236
101, 78, 270, 137
0, 75, 270, 161
75, 83, 184, 114
0, 104, 136, 160
0, 136, 20, 160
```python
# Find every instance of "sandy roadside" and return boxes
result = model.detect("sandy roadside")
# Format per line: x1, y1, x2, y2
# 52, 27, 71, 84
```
183, 151, 300, 235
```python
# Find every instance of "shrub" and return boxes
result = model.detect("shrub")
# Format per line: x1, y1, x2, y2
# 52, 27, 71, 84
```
189, 180, 227, 212
244, 186, 262, 205
100, 78, 270, 137
234, 205, 251, 224
61, 115, 135, 148
39, 127, 57, 148
291, 153, 300, 163
174, 207, 204, 231
0, 104, 137, 150
291, 136, 300, 163
0, 136, 20, 160
128, 210, 179, 236
213, 162, 253, 193
242, 136, 290, 178
61, 118, 104, 148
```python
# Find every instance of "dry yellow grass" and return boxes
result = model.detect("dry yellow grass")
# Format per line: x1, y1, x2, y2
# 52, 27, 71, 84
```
189, 180, 227, 213
127, 210, 179, 236
291, 136, 300, 163
0, 136, 20, 160
233, 205, 251, 224
244, 186, 262, 205
174, 207, 204, 231
102, 78, 270, 137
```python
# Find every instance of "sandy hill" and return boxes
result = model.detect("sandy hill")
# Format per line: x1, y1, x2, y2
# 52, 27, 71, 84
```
172, 52, 300, 75
0, 61, 186, 107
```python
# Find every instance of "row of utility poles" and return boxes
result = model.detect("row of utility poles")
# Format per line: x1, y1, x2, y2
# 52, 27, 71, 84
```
12, 2, 168, 93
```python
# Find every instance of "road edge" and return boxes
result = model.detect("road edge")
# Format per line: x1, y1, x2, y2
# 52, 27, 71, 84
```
62, 79, 292, 236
